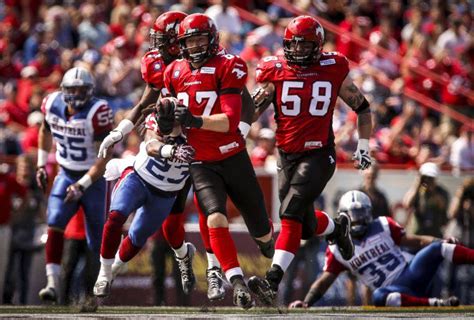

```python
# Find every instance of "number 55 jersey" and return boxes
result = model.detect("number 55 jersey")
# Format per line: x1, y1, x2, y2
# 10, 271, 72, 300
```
41, 91, 113, 171
324, 216, 408, 290
255, 52, 349, 153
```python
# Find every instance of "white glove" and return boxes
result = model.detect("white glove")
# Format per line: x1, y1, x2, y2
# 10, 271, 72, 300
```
97, 130, 123, 158
352, 138, 372, 170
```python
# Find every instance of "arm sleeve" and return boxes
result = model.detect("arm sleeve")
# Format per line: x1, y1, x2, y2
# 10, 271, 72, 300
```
220, 93, 241, 132
92, 104, 114, 141
387, 217, 406, 245
323, 247, 348, 275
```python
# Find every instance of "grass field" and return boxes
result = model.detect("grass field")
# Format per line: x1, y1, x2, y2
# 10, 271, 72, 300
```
1, 305, 474, 319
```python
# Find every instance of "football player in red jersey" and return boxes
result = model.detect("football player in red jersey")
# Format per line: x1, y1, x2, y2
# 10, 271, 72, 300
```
95, 11, 201, 296
247, 16, 373, 306
159, 13, 274, 309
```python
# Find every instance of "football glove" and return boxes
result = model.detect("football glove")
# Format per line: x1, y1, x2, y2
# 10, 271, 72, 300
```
64, 183, 84, 203
174, 104, 203, 129
98, 130, 123, 158
352, 139, 372, 170
158, 144, 195, 163
36, 166, 48, 192
157, 98, 177, 135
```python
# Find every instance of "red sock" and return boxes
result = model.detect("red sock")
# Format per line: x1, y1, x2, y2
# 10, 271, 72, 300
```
196, 194, 212, 252
100, 211, 127, 259
400, 294, 430, 306
275, 219, 302, 255
162, 212, 185, 249
45, 228, 64, 264
118, 236, 142, 262
209, 227, 239, 272
453, 245, 474, 264
315, 210, 331, 236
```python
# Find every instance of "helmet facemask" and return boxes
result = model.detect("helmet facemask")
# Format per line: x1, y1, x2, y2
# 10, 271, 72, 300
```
149, 29, 181, 64
283, 38, 321, 66
62, 85, 93, 110
179, 32, 217, 64
346, 206, 373, 239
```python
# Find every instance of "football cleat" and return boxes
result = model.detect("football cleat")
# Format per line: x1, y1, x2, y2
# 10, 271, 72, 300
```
434, 296, 460, 307
93, 278, 112, 298
232, 279, 253, 309
327, 212, 354, 260
39, 286, 58, 303
206, 267, 226, 301
176, 242, 196, 295
79, 295, 98, 313
248, 276, 276, 307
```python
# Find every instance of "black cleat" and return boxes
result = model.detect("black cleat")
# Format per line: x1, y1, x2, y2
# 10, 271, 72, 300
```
327, 212, 354, 260
176, 243, 196, 295
248, 276, 276, 306
206, 267, 226, 301
232, 278, 253, 309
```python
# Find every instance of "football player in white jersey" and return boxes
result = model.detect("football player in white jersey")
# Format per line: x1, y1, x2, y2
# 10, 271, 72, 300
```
93, 98, 195, 298
290, 190, 474, 308
36, 67, 113, 304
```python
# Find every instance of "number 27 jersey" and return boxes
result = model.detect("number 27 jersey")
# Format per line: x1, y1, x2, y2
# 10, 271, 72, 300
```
256, 52, 349, 153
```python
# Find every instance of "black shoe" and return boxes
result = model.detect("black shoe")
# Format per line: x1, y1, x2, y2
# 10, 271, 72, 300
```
176, 243, 196, 295
232, 278, 253, 309
255, 238, 275, 259
206, 267, 225, 301
434, 296, 460, 307
327, 212, 354, 260
248, 276, 276, 306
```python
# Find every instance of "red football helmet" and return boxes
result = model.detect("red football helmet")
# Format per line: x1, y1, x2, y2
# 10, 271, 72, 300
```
150, 11, 187, 63
283, 16, 325, 66
178, 13, 219, 63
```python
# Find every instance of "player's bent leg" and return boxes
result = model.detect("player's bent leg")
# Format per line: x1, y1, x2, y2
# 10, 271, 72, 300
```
374, 287, 459, 307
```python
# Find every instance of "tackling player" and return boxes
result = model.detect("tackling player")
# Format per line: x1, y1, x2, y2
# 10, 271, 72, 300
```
160, 13, 275, 309
290, 190, 474, 308
93, 101, 195, 298
36, 67, 113, 303
247, 15, 372, 306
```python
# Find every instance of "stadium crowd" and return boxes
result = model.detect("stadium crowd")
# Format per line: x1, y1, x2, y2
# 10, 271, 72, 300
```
0, 0, 472, 307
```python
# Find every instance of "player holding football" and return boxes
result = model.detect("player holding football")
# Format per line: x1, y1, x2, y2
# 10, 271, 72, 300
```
290, 190, 474, 308
93, 102, 195, 298
36, 67, 113, 303
247, 15, 372, 306
159, 13, 275, 309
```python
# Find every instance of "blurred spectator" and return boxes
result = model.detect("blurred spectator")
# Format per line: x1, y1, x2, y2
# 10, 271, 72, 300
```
450, 126, 474, 174
250, 128, 276, 167
205, 0, 242, 36
435, 16, 470, 58
252, 15, 283, 53
0, 82, 27, 130
0, 116, 22, 156
239, 34, 269, 67
22, 23, 46, 65
0, 162, 27, 303
21, 111, 44, 156
78, 4, 111, 49
3, 154, 44, 305
447, 177, 474, 247
170, 0, 204, 14
358, 162, 391, 218
403, 162, 449, 238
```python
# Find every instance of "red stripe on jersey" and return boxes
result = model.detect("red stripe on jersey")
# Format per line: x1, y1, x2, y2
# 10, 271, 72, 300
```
386, 217, 405, 246
323, 246, 347, 275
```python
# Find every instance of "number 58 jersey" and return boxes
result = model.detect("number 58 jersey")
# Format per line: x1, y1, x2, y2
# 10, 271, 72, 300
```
324, 216, 408, 290
41, 91, 113, 171
256, 52, 349, 153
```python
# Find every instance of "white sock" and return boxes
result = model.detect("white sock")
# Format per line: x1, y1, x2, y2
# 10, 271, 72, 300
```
173, 242, 188, 259
98, 257, 114, 280
272, 249, 295, 272
441, 243, 456, 262
45, 263, 61, 288
429, 298, 439, 306
114, 250, 125, 266
385, 292, 402, 306
206, 252, 221, 269
225, 267, 243, 283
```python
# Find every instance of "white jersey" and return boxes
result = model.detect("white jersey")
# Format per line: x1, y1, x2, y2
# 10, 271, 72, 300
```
42, 91, 113, 171
133, 142, 189, 192
324, 216, 408, 290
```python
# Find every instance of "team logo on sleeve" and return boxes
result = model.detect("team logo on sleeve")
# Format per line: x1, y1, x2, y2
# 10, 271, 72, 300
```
232, 68, 246, 79
154, 62, 161, 70
173, 70, 180, 78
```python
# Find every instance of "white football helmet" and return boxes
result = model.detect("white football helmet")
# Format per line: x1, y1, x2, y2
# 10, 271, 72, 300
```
61, 67, 95, 109
338, 190, 373, 238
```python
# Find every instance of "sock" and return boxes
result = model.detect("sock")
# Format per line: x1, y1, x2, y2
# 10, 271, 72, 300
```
448, 244, 474, 264
98, 257, 114, 280
315, 210, 335, 236
206, 252, 221, 269
162, 212, 185, 249
45, 263, 61, 288
100, 211, 127, 259
273, 219, 302, 272
45, 228, 64, 264
209, 227, 239, 273
118, 236, 142, 262
400, 293, 430, 306
196, 194, 212, 252
173, 242, 188, 259
226, 268, 244, 284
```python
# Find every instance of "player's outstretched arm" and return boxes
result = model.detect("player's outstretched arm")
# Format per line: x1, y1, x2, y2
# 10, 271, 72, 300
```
98, 85, 160, 158
289, 271, 338, 308
36, 120, 53, 192
339, 75, 373, 170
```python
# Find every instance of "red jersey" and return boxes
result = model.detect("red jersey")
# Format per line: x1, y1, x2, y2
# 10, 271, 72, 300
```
163, 53, 247, 162
140, 49, 167, 90
256, 52, 350, 153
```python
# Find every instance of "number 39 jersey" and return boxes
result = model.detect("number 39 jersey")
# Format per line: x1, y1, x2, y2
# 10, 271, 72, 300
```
41, 91, 113, 171
324, 217, 408, 290
256, 52, 349, 153
133, 114, 190, 192
163, 53, 247, 162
